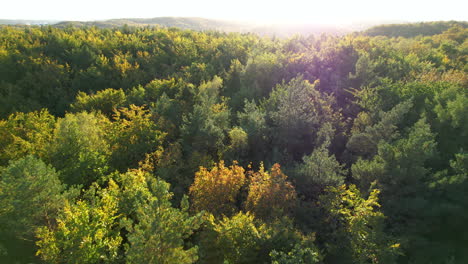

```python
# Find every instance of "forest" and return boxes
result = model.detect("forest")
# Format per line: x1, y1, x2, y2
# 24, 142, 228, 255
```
0, 22, 467, 263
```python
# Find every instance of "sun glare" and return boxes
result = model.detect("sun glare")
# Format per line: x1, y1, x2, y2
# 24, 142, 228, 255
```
1, 0, 467, 24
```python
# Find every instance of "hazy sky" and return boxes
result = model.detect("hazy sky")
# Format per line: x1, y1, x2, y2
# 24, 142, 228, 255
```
2, 0, 467, 24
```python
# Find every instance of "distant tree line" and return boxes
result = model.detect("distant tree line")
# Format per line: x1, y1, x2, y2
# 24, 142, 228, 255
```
365, 21, 468, 37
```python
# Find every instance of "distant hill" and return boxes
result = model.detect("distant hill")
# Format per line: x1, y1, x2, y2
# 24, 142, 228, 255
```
3, 17, 466, 38
52, 17, 374, 36
53, 17, 360, 36
364, 21, 468, 37
0, 17, 401, 36
54, 17, 251, 32
0, 19, 59, 25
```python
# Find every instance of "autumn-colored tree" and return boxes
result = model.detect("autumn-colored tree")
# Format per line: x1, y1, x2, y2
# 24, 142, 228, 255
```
189, 161, 245, 216
245, 164, 297, 220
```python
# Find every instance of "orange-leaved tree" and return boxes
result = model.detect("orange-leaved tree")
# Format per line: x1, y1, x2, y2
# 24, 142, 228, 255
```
245, 163, 297, 220
189, 161, 245, 217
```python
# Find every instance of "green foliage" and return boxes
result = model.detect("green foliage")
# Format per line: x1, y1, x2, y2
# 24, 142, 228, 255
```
418, 152, 468, 263
0, 109, 55, 166
224, 126, 249, 163
206, 212, 263, 264
36, 181, 122, 264
260, 217, 320, 262
124, 173, 203, 264
347, 100, 413, 159
181, 76, 230, 160
0, 55, 72, 116
432, 82, 468, 166
265, 75, 340, 162
0, 156, 71, 262
228, 127, 248, 150
294, 140, 346, 198
145, 78, 190, 102
319, 185, 401, 263
365, 21, 468, 38
47, 112, 110, 186
108, 105, 166, 171
0, 156, 67, 237
354, 118, 436, 215
71, 88, 126, 116
125, 197, 201, 264
238, 99, 268, 164
35, 169, 203, 264
351, 118, 440, 262
270, 242, 322, 264
0, 22, 467, 264
198, 212, 320, 264
242, 52, 284, 99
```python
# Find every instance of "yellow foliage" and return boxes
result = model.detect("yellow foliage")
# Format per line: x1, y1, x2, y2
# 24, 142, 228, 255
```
189, 161, 245, 217
245, 163, 297, 220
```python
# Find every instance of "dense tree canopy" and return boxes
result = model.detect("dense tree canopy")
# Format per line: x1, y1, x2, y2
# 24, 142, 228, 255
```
0, 23, 467, 263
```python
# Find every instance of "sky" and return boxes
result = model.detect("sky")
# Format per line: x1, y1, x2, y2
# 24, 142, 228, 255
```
2, 0, 467, 24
